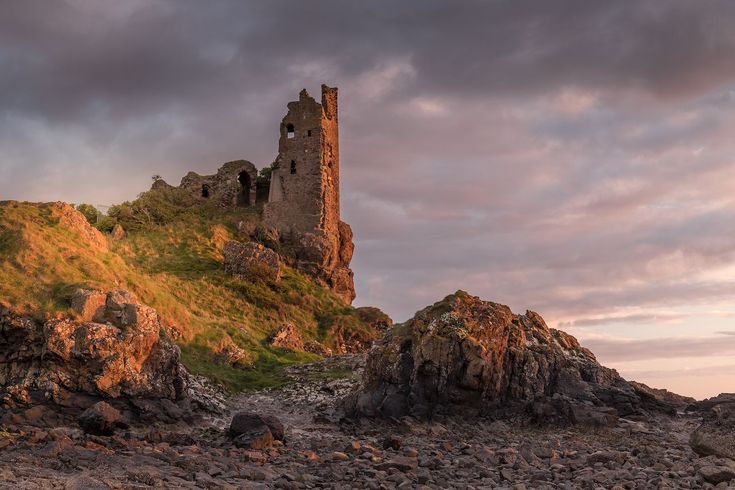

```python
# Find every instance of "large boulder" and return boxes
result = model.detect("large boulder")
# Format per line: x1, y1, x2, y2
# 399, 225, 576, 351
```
345, 291, 676, 423
223, 241, 281, 282
228, 412, 285, 449
690, 395, 735, 460
78, 401, 124, 435
0, 290, 187, 417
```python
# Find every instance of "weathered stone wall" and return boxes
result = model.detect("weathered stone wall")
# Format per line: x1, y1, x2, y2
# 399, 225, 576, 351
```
155, 160, 258, 208
264, 88, 334, 235
264, 85, 355, 303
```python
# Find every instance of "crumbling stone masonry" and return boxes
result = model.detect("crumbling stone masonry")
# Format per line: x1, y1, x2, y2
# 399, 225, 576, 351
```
264, 85, 356, 303
153, 160, 258, 208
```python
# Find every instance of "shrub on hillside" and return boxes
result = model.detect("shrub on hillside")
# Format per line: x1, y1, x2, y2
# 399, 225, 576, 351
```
99, 187, 199, 232
76, 204, 98, 225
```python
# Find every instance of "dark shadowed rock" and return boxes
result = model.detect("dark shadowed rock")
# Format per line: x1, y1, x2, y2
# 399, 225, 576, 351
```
261, 414, 285, 442
228, 412, 285, 449
345, 291, 677, 424
223, 241, 281, 282
629, 381, 696, 413
690, 395, 735, 460
78, 401, 124, 435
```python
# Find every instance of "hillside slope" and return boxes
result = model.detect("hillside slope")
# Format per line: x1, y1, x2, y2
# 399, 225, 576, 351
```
0, 189, 381, 391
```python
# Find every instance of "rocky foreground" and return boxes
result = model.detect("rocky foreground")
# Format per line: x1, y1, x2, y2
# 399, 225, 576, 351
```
0, 355, 726, 489
1, 291, 734, 488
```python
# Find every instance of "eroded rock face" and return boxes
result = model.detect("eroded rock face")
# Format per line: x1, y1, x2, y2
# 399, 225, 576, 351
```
0, 290, 186, 413
292, 223, 355, 304
346, 291, 675, 424
223, 241, 281, 282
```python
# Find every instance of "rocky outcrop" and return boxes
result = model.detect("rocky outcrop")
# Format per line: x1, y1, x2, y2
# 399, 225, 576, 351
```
0, 290, 187, 421
213, 336, 252, 368
269, 323, 305, 352
223, 241, 281, 282
291, 222, 355, 303
346, 291, 676, 424
690, 394, 735, 460
355, 307, 393, 332
323, 321, 378, 355
629, 381, 696, 411
52, 202, 108, 251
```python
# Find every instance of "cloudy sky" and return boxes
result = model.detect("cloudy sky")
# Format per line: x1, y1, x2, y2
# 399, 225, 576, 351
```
2, 0, 735, 398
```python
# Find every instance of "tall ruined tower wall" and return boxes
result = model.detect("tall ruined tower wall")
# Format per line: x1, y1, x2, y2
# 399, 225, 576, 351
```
319, 86, 340, 239
263, 85, 355, 303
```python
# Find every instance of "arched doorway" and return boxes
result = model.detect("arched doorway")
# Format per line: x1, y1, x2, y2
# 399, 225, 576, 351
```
237, 171, 252, 207
201, 184, 211, 198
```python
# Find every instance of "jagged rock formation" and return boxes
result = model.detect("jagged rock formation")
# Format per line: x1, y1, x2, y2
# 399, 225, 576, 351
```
346, 291, 675, 424
152, 160, 258, 208
223, 241, 281, 282
263, 86, 356, 303
0, 289, 187, 421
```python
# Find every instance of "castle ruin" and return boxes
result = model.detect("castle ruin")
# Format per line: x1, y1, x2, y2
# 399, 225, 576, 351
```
152, 85, 355, 303
263, 85, 355, 303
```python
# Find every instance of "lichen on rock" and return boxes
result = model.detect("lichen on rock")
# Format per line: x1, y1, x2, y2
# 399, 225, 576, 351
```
345, 291, 677, 424
223, 240, 281, 282
0, 290, 187, 415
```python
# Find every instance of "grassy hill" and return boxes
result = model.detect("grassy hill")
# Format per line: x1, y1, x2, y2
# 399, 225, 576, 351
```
0, 187, 379, 391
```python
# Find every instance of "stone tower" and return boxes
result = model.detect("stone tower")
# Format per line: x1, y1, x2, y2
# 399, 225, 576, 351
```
264, 85, 355, 303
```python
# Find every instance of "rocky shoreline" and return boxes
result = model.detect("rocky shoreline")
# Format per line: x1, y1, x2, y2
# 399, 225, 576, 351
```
0, 354, 729, 489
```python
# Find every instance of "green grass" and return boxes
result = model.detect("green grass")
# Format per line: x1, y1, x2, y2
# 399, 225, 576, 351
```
0, 192, 379, 392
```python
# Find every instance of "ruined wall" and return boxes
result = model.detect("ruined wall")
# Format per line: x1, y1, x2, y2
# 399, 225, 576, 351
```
264, 86, 355, 303
156, 160, 258, 208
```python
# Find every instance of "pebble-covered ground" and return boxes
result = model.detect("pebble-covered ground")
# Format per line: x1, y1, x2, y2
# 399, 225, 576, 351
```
0, 356, 726, 489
